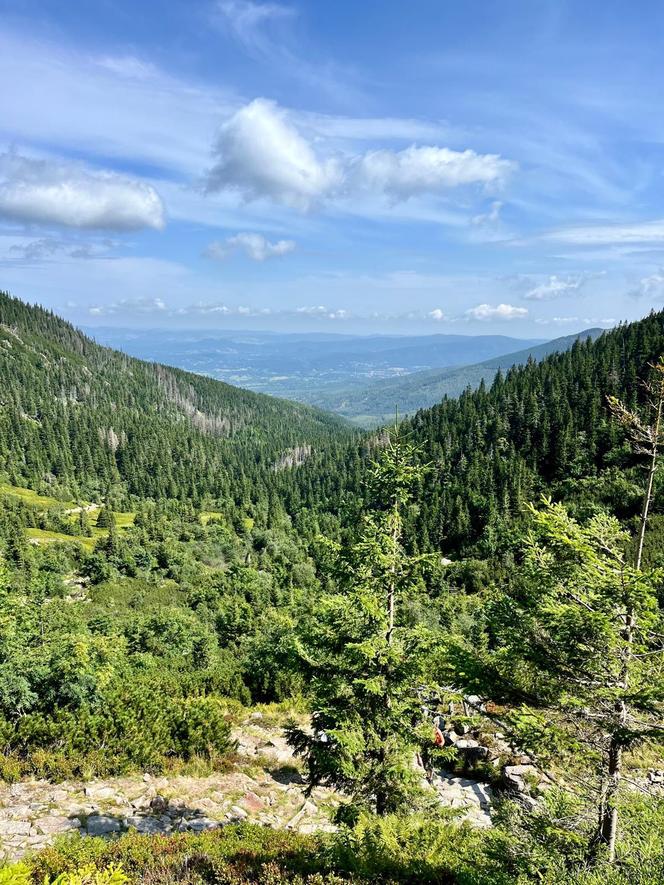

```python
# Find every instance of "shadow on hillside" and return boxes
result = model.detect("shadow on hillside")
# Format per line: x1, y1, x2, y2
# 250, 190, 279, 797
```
70, 799, 240, 840
267, 764, 305, 786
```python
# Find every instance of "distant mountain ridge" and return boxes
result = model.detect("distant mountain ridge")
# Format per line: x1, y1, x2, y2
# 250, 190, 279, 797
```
306, 328, 606, 426
85, 326, 544, 401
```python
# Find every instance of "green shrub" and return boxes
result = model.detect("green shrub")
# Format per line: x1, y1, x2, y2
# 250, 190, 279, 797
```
0, 679, 233, 779
0, 864, 31, 885
47, 866, 129, 885
21, 806, 664, 885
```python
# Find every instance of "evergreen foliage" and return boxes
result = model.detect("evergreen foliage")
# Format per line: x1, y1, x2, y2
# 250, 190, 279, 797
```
0, 290, 349, 505
288, 431, 433, 815
0, 292, 662, 880
281, 310, 664, 556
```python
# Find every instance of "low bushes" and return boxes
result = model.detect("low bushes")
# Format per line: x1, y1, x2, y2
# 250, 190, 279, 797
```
0, 681, 233, 781
8, 798, 664, 885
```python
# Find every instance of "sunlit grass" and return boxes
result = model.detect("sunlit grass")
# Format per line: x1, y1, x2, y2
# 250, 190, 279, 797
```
1, 481, 137, 547
0, 482, 72, 509
25, 527, 96, 549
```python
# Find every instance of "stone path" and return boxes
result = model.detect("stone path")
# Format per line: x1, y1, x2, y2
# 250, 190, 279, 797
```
431, 771, 492, 828
0, 717, 494, 862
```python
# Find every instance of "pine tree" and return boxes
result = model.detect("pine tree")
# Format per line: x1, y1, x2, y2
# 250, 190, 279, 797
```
287, 429, 433, 815
453, 499, 664, 865
95, 506, 116, 529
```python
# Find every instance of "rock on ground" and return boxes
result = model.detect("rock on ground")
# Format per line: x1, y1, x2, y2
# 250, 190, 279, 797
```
0, 717, 497, 861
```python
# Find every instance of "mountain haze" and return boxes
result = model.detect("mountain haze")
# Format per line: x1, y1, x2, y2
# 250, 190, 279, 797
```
85, 326, 544, 402
308, 328, 606, 425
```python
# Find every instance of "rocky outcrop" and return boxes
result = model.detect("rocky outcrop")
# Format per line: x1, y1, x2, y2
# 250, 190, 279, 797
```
432, 718, 552, 804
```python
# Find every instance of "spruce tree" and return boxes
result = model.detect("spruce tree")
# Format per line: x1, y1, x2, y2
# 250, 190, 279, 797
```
95, 506, 116, 529
452, 499, 664, 864
287, 429, 433, 815
77, 508, 93, 537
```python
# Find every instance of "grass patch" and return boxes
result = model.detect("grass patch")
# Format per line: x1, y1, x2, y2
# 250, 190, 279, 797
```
25, 527, 96, 549
88, 510, 135, 529
0, 482, 73, 509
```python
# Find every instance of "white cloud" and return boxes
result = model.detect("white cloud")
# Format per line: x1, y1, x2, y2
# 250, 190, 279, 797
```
205, 99, 514, 210
204, 231, 296, 261
206, 99, 342, 210
353, 147, 513, 200
544, 220, 664, 245
428, 308, 445, 321
629, 268, 664, 299
0, 152, 165, 231
534, 316, 581, 325
0, 33, 513, 229
171, 302, 351, 320
465, 303, 528, 321
295, 305, 349, 319
523, 274, 588, 301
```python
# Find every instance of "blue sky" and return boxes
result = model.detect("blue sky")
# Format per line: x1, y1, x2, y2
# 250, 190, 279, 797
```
1, 0, 664, 334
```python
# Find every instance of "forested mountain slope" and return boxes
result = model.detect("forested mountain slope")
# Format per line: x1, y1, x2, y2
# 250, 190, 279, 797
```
308, 327, 604, 425
0, 296, 662, 882
281, 310, 664, 554
0, 291, 348, 504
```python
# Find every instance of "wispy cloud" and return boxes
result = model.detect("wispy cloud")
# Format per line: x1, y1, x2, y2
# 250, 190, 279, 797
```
629, 268, 664, 299
472, 200, 503, 226
215, 1, 295, 53
522, 273, 589, 301
543, 219, 664, 245
7, 236, 117, 261
465, 303, 528, 321
0, 31, 231, 177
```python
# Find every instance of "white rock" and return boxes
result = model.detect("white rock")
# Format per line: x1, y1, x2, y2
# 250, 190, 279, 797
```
86, 815, 121, 835
34, 816, 81, 834
0, 821, 31, 836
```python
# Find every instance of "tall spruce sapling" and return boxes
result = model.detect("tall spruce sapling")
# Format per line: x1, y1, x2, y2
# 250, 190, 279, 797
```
449, 361, 664, 865
597, 359, 664, 860
287, 427, 434, 816
95, 506, 116, 530
511, 503, 663, 861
